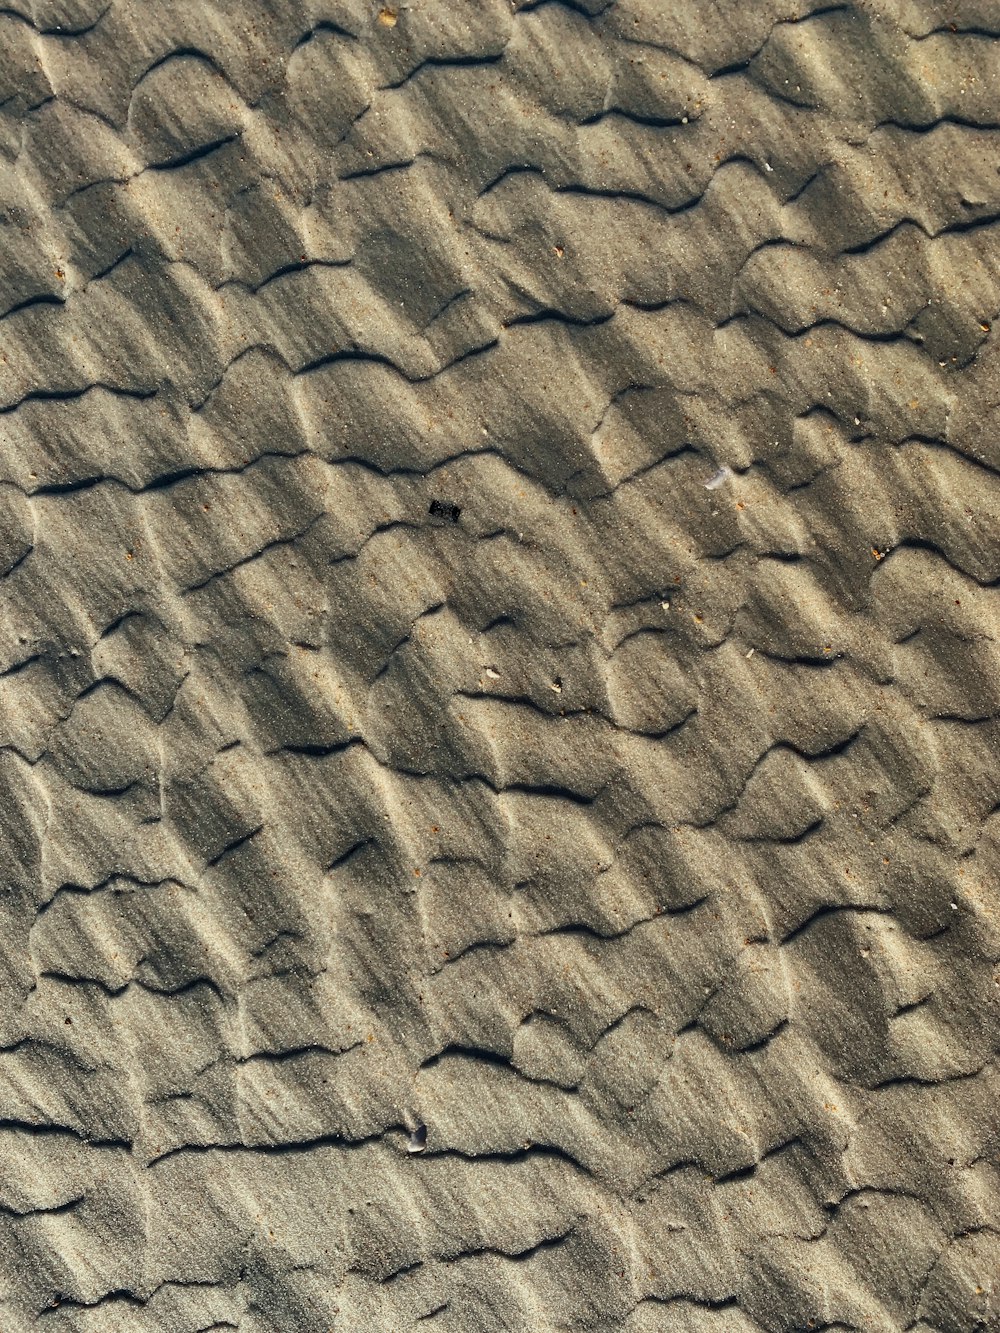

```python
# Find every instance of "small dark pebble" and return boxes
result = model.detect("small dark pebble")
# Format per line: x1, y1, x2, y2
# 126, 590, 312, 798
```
429, 499, 461, 523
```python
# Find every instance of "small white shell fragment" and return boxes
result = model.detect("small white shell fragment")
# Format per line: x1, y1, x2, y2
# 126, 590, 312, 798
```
661, 600, 670, 611
745, 647, 755, 659
549, 678, 562, 693
407, 1124, 427, 1153
703, 465, 733, 490
484, 666, 500, 679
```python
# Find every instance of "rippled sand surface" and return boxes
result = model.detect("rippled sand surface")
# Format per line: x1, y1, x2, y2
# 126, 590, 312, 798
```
0, 2, 998, 1328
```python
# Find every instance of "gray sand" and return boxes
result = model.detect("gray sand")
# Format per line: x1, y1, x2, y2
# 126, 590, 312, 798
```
0, 0, 997, 1328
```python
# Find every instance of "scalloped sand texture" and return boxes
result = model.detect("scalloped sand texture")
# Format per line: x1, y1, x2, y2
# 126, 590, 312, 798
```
0, 0, 998, 1329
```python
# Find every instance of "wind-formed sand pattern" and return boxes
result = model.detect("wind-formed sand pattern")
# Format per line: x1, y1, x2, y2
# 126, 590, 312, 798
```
0, 0, 997, 1328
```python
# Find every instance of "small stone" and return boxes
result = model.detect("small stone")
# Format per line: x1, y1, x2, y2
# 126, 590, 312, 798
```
429, 499, 461, 523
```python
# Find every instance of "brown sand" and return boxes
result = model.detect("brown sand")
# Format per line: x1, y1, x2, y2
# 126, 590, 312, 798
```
0, 0, 997, 1328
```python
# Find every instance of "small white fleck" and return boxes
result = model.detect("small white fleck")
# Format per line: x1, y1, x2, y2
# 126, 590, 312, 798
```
484, 666, 500, 679
951, 901, 958, 910
704, 465, 733, 490
549, 678, 563, 694
764, 161, 773, 172
745, 647, 755, 659
661, 600, 671, 612
681, 116, 688, 124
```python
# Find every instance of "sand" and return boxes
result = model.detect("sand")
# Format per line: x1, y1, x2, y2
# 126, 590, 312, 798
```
0, 0, 997, 1328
